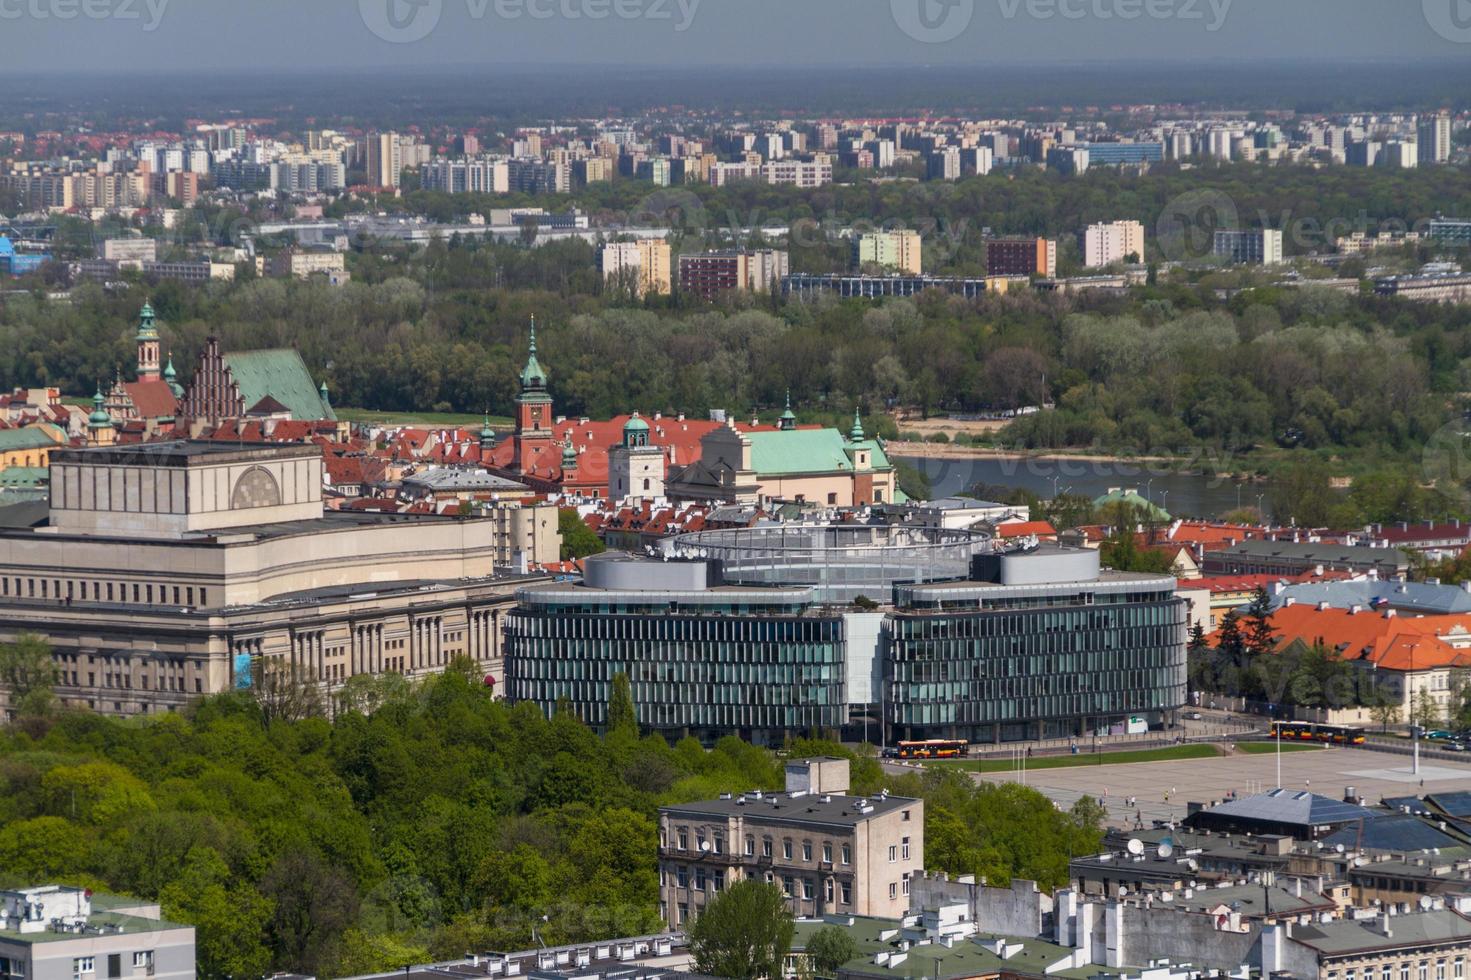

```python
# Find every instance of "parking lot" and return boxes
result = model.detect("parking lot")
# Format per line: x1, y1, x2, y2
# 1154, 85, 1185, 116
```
972, 744, 1471, 828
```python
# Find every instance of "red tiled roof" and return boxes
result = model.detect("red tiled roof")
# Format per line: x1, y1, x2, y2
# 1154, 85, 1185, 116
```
120, 380, 178, 420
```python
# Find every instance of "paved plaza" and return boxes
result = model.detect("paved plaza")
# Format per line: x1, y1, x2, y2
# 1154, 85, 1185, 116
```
971, 746, 1471, 828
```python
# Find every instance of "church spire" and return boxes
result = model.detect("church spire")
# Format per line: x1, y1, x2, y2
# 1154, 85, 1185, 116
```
778, 389, 797, 431
850, 407, 865, 442
135, 300, 160, 383
519, 315, 548, 393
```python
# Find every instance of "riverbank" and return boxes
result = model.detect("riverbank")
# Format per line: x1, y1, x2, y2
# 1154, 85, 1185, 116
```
886, 440, 1226, 471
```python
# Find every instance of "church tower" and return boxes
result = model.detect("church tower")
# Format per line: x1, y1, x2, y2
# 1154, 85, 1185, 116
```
514, 317, 554, 474
135, 302, 160, 383
609, 413, 664, 503
87, 387, 116, 447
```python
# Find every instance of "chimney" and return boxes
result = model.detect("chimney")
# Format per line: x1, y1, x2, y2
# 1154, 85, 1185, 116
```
1381, 912, 1393, 938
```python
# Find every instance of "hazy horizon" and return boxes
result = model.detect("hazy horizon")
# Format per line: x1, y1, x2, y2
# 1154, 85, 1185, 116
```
0, 0, 1466, 74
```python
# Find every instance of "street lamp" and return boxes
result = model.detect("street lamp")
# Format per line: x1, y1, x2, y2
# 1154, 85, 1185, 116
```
1160, 490, 1170, 514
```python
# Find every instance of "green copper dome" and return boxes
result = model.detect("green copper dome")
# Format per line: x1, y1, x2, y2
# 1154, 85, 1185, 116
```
88, 387, 112, 427
778, 390, 796, 430
519, 316, 549, 391
136, 301, 158, 341
562, 441, 577, 468
623, 413, 650, 432
163, 353, 184, 398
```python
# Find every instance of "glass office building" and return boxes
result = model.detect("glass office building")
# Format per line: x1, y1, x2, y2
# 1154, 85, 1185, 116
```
505, 537, 1187, 745
504, 552, 849, 743
887, 567, 1188, 743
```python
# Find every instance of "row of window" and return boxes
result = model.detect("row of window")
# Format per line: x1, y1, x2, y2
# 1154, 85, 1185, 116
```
71, 951, 154, 980
3, 576, 208, 607
1328, 956, 1464, 980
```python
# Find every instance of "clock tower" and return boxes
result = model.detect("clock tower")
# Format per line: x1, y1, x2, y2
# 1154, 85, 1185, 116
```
514, 317, 554, 474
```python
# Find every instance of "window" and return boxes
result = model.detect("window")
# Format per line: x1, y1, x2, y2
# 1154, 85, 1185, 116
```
902, 836, 911, 860
888, 845, 897, 863
676, 867, 688, 888
783, 839, 793, 860
802, 879, 814, 900
713, 871, 725, 891
825, 879, 834, 903
1454, 959, 1464, 980
902, 809, 911, 821
713, 834, 724, 855
696, 832, 706, 852
841, 882, 852, 905
677, 829, 688, 851
827, 493, 837, 505
107, 954, 121, 979
822, 843, 833, 864
763, 838, 773, 858
678, 903, 688, 924
889, 882, 897, 900
802, 841, 812, 862
74, 958, 95, 978
745, 836, 755, 856
841, 844, 851, 865
902, 872, 911, 896
782, 875, 794, 896
695, 869, 707, 891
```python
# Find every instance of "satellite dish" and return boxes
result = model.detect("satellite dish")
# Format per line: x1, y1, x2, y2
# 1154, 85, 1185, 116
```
1127, 839, 1145, 856
1421, 896, 1435, 911
1336, 844, 1346, 854
699, 841, 711, 852
1158, 844, 1175, 859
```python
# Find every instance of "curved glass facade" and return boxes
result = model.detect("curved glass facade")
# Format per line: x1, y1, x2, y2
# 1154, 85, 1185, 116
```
672, 525, 986, 604
886, 581, 1187, 742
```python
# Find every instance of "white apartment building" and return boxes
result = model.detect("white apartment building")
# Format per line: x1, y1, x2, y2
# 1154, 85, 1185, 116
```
1083, 220, 1145, 268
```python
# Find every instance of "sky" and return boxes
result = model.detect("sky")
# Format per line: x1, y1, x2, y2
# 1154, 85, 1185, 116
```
0, 0, 1466, 74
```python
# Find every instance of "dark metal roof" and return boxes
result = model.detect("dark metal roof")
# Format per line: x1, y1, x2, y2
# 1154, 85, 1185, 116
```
1200, 789, 1375, 828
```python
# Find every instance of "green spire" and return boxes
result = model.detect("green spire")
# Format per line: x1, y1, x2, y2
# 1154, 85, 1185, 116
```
318, 379, 330, 406
850, 406, 865, 442
778, 389, 797, 430
519, 315, 549, 392
163, 352, 183, 398
562, 440, 577, 469
136, 301, 158, 341
88, 386, 112, 427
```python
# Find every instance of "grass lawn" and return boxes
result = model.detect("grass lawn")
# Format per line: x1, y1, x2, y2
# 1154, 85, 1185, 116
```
1234, 742, 1324, 755
335, 407, 513, 428
936, 744, 1221, 773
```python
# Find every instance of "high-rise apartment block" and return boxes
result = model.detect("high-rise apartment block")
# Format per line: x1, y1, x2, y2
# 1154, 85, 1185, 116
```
1082, 220, 1145, 268
1213, 229, 1284, 266
677, 250, 789, 300
600, 239, 673, 296
365, 132, 402, 189
986, 237, 1057, 278
854, 231, 924, 275
1419, 112, 1452, 165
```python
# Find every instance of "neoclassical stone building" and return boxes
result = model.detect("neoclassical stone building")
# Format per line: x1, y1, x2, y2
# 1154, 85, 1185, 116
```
0, 441, 546, 718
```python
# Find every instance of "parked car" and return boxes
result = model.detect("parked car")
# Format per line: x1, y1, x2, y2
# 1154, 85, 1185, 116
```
1183, 711, 1203, 721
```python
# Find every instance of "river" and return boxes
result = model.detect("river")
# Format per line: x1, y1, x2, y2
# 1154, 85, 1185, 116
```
895, 454, 1273, 521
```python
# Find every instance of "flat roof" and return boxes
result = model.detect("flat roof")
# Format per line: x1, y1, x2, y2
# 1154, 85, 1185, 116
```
662, 792, 916, 828
5, 510, 503, 546
50, 440, 321, 467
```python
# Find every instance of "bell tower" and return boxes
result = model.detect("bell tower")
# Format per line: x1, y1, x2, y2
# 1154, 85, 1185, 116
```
514, 317, 554, 474
135, 301, 160, 383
